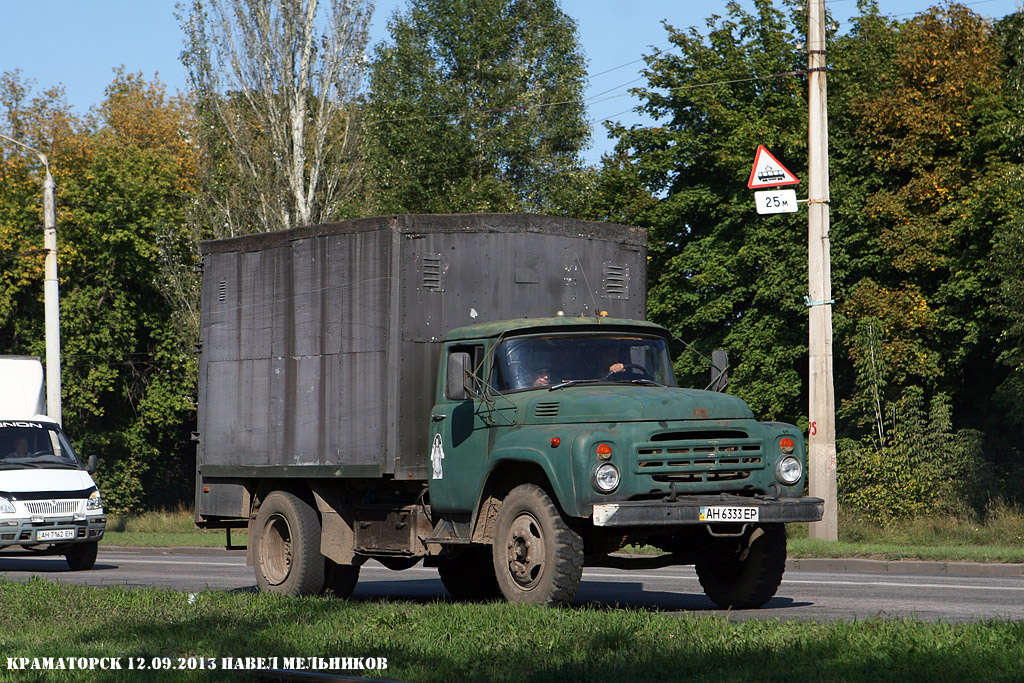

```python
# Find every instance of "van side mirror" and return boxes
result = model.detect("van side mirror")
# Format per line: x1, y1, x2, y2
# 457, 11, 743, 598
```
447, 351, 472, 401
86, 455, 98, 474
709, 349, 729, 392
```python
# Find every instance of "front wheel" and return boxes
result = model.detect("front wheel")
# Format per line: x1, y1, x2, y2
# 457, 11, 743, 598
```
695, 524, 787, 609
64, 541, 98, 571
492, 484, 582, 605
253, 491, 325, 596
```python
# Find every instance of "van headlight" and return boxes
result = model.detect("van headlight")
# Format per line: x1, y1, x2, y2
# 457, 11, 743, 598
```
592, 463, 620, 493
86, 491, 103, 511
0, 497, 15, 514
775, 456, 803, 485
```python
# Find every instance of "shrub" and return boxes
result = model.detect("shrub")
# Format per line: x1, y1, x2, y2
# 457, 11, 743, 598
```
838, 387, 992, 522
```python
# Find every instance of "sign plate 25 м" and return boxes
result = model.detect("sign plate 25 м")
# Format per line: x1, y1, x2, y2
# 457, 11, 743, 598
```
755, 189, 798, 214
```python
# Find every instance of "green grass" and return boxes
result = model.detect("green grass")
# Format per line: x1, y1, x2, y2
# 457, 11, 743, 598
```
105, 504, 1024, 563
103, 505, 246, 548
787, 503, 1024, 563
0, 578, 1022, 682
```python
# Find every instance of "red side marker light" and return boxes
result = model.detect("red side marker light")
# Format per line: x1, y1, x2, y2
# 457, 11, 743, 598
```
551, 437, 561, 448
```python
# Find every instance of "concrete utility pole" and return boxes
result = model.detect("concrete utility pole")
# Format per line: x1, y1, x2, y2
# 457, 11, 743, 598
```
0, 133, 63, 425
806, 0, 838, 540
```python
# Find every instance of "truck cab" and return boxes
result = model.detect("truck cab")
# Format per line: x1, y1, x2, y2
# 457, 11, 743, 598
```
0, 357, 105, 570
427, 317, 821, 606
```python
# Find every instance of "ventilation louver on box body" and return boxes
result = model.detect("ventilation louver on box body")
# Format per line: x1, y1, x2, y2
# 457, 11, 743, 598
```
603, 263, 629, 300
421, 254, 444, 291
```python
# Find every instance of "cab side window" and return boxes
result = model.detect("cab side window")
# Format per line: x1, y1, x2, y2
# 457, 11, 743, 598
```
446, 344, 485, 399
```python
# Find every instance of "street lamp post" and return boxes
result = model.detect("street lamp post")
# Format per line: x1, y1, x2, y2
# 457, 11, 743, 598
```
0, 132, 62, 425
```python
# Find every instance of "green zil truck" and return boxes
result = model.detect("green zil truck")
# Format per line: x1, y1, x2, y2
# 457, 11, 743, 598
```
195, 214, 822, 607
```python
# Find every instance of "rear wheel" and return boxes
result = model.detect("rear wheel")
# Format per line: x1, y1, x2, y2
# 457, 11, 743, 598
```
492, 484, 582, 605
253, 491, 325, 596
64, 541, 98, 571
695, 524, 787, 609
437, 547, 501, 600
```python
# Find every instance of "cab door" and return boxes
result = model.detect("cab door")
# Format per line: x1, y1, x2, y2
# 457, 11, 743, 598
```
428, 344, 493, 512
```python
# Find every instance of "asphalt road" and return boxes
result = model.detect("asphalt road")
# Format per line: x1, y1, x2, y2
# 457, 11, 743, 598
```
2, 547, 1023, 622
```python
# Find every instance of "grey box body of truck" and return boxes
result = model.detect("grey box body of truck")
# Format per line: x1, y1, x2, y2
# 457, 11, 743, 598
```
196, 213, 647, 520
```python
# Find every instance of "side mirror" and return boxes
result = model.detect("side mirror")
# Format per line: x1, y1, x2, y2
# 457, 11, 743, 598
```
709, 349, 729, 392
447, 351, 472, 401
86, 455, 98, 475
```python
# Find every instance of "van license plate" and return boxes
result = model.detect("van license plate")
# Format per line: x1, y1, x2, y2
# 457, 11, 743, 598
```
36, 529, 76, 541
699, 506, 759, 522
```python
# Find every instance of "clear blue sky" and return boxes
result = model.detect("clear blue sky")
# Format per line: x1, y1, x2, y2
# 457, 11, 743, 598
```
1, 0, 1019, 163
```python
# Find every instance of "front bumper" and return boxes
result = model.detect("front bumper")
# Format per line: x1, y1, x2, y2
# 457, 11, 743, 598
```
592, 495, 823, 527
0, 516, 106, 547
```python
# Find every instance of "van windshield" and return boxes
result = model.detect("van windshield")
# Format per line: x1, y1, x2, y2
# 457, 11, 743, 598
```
491, 333, 677, 392
0, 421, 84, 470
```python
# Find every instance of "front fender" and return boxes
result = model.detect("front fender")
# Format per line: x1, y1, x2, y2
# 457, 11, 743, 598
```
484, 440, 579, 517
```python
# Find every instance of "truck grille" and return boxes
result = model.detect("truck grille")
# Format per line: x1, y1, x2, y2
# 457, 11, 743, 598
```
24, 500, 82, 516
636, 431, 764, 485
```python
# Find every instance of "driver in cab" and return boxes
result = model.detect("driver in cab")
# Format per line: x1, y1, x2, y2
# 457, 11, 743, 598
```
531, 367, 553, 386
4, 435, 29, 459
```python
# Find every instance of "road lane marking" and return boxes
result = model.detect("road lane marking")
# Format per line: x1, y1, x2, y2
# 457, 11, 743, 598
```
98, 557, 246, 568
96, 558, 1024, 593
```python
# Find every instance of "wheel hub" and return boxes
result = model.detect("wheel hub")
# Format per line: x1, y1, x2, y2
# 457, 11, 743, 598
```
505, 513, 546, 589
260, 513, 293, 586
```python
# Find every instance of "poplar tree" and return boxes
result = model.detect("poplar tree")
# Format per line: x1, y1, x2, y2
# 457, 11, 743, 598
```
363, 0, 590, 214
179, 0, 372, 234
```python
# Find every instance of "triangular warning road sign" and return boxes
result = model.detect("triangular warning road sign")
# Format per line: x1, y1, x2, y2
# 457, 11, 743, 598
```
747, 145, 799, 189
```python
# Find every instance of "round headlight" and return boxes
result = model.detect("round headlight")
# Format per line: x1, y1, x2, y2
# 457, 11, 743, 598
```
775, 456, 803, 485
592, 463, 620, 493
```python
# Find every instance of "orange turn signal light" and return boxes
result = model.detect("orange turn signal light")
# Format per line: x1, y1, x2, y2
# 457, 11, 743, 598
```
780, 437, 796, 454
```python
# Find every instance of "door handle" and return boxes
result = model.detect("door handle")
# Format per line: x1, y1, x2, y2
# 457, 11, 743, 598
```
431, 414, 447, 422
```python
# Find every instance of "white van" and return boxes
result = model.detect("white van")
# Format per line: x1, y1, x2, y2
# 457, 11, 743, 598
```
0, 356, 106, 570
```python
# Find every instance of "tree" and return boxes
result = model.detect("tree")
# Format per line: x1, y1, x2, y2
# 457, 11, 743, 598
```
179, 0, 372, 235
829, 4, 1017, 445
0, 70, 200, 512
362, 0, 590, 214
601, 0, 810, 421
601, 0, 1024, 506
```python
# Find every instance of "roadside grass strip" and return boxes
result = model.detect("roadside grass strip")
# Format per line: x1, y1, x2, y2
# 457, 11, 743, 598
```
0, 578, 1022, 682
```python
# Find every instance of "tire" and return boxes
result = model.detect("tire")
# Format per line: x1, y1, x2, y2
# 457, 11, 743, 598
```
323, 559, 360, 599
64, 541, 98, 571
253, 491, 325, 596
695, 524, 787, 609
437, 547, 502, 601
491, 484, 583, 605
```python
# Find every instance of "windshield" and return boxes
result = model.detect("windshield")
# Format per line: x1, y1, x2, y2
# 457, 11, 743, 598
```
492, 334, 677, 392
0, 421, 84, 470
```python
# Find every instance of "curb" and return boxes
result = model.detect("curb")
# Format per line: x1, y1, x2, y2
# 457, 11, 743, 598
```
787, 557, 1024, 577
